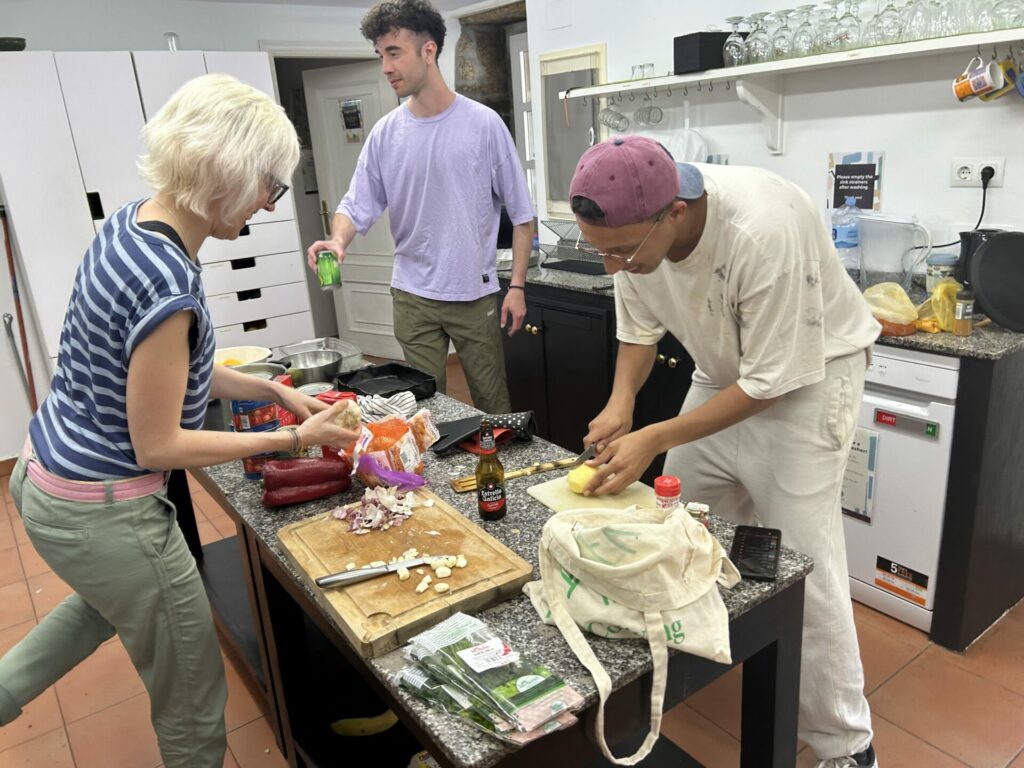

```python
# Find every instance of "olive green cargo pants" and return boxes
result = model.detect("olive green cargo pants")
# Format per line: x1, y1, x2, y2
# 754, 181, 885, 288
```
391, 288, 512, 414
0, 455, 227, 767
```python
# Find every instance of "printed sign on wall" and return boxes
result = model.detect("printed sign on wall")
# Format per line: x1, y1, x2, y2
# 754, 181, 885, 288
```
827, 150, 884, 211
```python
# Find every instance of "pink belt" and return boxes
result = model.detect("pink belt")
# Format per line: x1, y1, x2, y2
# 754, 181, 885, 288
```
23, 440, 165, 503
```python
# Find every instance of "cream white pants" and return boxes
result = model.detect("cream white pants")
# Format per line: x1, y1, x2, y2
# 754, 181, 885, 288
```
663, 350, 873, 760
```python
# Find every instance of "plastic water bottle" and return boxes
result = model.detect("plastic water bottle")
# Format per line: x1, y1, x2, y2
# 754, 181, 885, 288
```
832, 196, 864, 288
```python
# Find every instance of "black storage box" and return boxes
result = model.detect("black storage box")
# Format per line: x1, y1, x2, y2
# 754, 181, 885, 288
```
335, 362, 436, 400
673, 31, 733, 75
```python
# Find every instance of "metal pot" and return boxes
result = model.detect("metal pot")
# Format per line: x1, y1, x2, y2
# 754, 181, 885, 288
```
234, 362, 287, 380
279, 350, 342, 386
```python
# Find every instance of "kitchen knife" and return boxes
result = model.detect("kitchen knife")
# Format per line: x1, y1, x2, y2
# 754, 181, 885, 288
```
569, 443, 598, 469
316, 555, 454, 589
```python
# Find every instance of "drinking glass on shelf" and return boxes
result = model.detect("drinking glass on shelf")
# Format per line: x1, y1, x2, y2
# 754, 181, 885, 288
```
723, 16, 748, 66
643, 62, 656, 78
986, 0, 1024, 29
818, 0, 844, 52
631, 64, 644, 79
903, 0, 935, 39
876, 0, 906, 42
772, 10, 796, 59
790, 4, 818, 55
933, 0, 962, 36
836, 0, 863, 49
745, 12, 773, 63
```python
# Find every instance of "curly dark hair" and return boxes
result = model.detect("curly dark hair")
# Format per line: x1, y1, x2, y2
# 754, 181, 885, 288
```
360, 0, 447, 58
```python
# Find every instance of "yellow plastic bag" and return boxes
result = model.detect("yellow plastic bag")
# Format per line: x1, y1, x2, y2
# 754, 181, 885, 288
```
930, 278, 962, 332
863, 282, 918, 325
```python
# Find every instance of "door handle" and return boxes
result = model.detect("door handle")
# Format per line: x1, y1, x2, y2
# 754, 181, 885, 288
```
319, 200, 331, 239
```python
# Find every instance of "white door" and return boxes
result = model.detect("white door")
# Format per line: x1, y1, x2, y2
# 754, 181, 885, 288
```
303, 61, 402, 359
54, 52, 149, 230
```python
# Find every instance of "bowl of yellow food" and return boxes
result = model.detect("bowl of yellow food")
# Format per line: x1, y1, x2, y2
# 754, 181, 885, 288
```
214, 345, 272, 367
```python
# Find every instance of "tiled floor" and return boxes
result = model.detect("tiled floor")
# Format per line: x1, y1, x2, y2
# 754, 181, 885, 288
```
2, 357, 1023, 767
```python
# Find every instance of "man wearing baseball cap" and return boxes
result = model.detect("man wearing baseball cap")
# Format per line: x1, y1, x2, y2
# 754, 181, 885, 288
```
573, 136, 880, 768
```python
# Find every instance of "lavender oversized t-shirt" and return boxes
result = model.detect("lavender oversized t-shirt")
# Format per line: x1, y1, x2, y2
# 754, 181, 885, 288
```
337, 95, 535, 302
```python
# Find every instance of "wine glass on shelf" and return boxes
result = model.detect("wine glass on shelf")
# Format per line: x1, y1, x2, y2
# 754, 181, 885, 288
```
791, 4, 818, 55
902, 0, 934, 40
723, 16, 748, 66
876, 0, 906, 42
745, 12, 773, 63
772, 10, 796, 60
987, 0, 1024, 29
836, 0, 863, 49
818, 0, 844, 52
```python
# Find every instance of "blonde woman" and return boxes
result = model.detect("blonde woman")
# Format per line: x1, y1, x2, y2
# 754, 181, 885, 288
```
0, 74, 356, 767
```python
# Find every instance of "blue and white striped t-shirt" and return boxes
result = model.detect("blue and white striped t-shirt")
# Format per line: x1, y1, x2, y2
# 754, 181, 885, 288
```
29, 200, 216, 480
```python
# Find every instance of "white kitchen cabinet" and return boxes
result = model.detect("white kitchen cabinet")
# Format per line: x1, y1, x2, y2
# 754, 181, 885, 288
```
132, 50, 207, 120
214, 311, 315, 350
202, 251, 305, 295
0, 52, 98, 360
53, 51, 149, 229
202, 50, 295, 224
0, 50, 316, 363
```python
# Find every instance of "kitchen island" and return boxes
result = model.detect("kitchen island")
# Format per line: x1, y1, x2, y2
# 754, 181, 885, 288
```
502, 264, 1024, 652
192, 393, 813, 768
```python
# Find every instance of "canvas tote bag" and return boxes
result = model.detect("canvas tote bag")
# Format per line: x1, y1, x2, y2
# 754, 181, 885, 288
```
523, 506, 740, 765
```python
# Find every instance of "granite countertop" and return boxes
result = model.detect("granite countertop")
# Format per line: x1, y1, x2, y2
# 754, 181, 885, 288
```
197, 394, 813, 768
501, 267, 1024, 362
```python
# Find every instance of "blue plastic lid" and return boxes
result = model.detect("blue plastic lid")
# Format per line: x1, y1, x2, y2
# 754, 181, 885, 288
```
927, 252, 959, 266
844, 196, 858, 206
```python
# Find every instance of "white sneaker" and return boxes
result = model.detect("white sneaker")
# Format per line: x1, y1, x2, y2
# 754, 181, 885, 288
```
814, 743, 877, 768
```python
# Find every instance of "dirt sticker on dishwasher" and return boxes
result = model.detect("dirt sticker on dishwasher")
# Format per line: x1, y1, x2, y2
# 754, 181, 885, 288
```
875, 556, 929, 607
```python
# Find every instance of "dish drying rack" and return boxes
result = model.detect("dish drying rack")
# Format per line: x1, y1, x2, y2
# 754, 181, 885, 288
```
539, 219, 608, 275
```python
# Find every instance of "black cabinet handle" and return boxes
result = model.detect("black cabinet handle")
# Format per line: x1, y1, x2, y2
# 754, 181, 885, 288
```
86, 191, 104, 220
230, 257, 256, 270
242, 319, 267, 332
237, 288, 262, 302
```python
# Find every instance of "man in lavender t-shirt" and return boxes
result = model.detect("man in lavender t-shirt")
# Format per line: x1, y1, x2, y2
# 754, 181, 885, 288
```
306, 0, 535, 414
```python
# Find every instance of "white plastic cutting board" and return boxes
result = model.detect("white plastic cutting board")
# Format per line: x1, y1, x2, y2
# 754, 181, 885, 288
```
526, 475, 658, 513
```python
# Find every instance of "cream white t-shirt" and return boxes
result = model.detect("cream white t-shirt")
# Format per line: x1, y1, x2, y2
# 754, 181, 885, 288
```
615, 164, 881, 400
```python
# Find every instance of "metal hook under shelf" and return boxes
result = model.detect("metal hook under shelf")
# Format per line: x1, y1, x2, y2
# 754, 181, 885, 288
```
582, 95, 589, 107
725, 79, 731, 91
629, 91, 636, 101
666, 85, 672, 96
683, 85, 688, 96
652, 86, 659, 98
616, 92, 623, 103
697, 80, 703, 91
709, 80, 714, 92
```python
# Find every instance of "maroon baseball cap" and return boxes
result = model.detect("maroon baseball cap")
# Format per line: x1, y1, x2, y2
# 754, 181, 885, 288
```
569, 135, 705, 227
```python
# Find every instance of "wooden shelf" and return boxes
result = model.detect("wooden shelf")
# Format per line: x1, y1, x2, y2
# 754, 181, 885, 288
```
558, 28, 1024, 154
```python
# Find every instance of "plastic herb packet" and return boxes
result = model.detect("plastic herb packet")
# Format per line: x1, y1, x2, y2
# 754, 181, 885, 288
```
394, 663, 579, 746
405, 613, 584, 733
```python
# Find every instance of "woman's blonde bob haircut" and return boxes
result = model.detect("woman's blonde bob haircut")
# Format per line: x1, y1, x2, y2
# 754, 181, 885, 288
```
139, 73, 300, 224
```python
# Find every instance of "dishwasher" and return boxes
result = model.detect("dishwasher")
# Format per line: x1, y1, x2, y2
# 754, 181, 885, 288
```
841, 344, 960, 632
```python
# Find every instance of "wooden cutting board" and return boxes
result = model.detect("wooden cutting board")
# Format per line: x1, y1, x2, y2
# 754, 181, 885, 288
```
526, 475, 657, 513
276, 489, 532, 658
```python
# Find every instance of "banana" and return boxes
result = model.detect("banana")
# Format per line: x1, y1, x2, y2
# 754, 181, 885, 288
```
330, 708, 399, 737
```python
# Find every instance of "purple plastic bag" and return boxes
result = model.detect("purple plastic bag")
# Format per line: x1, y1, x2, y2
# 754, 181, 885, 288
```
356, 454, 427, 493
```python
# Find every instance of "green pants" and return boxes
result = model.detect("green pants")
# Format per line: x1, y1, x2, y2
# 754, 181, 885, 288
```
0, 455, 227, 767
391, 288, 512, 414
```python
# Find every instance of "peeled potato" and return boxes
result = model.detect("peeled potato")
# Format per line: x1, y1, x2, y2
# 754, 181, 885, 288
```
333, 400, 362, 430
567, 463, 598, 495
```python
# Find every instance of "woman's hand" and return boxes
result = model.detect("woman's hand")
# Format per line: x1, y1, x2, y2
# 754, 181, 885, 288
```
274, 384, 328, 421
296, 401, 360, 451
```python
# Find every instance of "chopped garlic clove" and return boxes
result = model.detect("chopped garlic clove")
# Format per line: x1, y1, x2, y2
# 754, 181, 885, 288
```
434, 583, 450, 593
435, 566, 452, 578
455, 555, 468, 569
397, 567, 410, 581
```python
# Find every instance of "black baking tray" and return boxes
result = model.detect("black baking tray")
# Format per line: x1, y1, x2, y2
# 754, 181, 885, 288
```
335, 363, 436, 400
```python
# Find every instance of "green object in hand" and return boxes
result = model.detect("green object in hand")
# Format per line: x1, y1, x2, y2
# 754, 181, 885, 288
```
317, 250, 341, 290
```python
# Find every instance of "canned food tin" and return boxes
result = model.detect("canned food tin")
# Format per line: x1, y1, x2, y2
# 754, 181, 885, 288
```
298, 382, 334, 397
230, 399, 278, 431
242, 453, 275, 480
317, 250, 342, 291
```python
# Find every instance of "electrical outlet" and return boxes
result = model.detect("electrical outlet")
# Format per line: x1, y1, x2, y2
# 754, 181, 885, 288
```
949, 157, 1005, 188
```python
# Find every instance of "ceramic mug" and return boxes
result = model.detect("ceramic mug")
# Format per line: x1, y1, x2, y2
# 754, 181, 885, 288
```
979, 57, 1018, 101
952, 56, 1004, 101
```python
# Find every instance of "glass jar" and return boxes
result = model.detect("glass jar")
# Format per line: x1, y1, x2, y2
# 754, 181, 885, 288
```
654, 475, 681, 510
926, 253, 959, 294
953, 290, 974, 337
